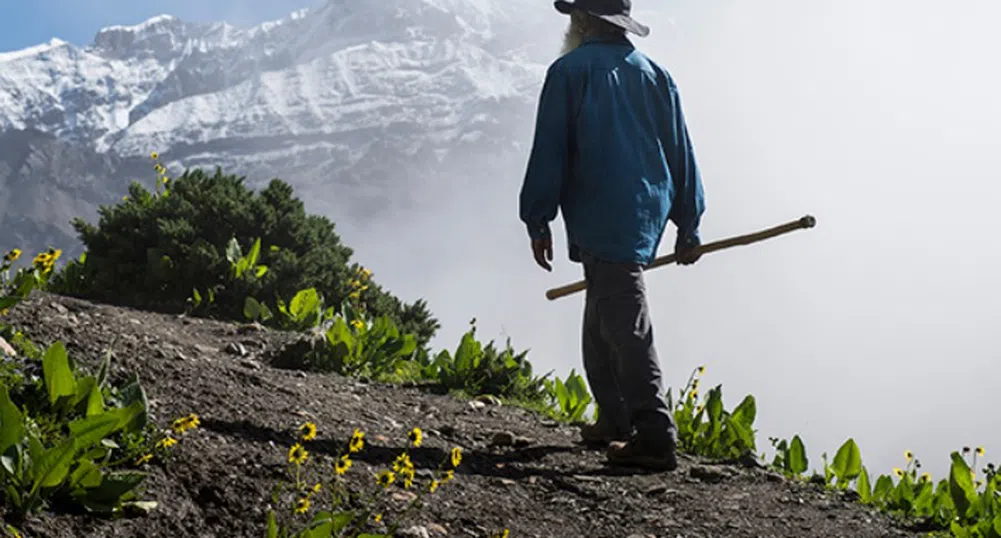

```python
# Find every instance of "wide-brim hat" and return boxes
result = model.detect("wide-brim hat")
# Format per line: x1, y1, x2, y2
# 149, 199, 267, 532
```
554, 0, 650, 38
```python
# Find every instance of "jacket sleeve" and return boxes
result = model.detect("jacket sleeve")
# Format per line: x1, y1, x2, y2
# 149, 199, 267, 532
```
519, 63, 572, 241
664, 77, 706, 250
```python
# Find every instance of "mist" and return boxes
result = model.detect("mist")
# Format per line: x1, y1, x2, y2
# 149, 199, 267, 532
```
334, 0, 1001, 481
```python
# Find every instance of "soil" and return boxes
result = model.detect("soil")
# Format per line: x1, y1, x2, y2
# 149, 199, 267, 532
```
1, 292, 930, 538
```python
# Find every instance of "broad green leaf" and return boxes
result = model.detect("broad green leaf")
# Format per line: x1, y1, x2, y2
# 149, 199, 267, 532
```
42, 341, 77, 406
85, 381, 105, 417
731, 395, 756, 428
67, 403, 143, 449
32, 438, 78, 490
83, 471, 146, 504
191, 288, 202, 308
290, 288, 320, 322
244, 296, 262, 320
246, 238, 262, 269
68, 459, 104, 490
950, 451, 977, 521
873, 475, 894, 502
789, 435, 808, 475
255, 265, 268, 278
831, 438, 862, 484
0, 387, 25, 454
856, 465, 872, 503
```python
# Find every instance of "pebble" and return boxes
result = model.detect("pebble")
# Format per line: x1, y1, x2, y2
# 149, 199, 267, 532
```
396, 526, 430, 538
225, 342, 248, 356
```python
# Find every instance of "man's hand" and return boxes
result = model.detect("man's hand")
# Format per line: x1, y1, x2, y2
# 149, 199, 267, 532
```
532, 237, 553, 272
675, 243, 702, 266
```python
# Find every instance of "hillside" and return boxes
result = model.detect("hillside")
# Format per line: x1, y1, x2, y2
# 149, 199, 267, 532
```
0, 292, 926, 538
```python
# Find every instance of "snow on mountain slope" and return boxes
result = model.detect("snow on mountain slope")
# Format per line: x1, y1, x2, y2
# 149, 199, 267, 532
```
0, 0, 557, 258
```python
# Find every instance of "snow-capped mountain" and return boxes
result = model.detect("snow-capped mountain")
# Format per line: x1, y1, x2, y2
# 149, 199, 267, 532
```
0, 0, 559, 256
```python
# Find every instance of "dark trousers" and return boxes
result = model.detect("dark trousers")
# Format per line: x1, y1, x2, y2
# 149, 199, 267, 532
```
580, 251, 676, 445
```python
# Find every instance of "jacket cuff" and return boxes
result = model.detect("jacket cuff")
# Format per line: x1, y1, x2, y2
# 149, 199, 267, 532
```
526, 222, 552, 241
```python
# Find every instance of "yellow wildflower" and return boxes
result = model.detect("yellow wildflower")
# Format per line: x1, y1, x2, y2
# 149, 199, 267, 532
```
136, 453, 153, 465
976, 446, 985, 456
373, 513, 383, 523
695, 404, 705, 414
351, 319, 364, 330
904, 450, 914, 461
376, 470, 395, 488
921, 472, 932, 482
493, 531, 510, 538
172, 414, 200, 434
150, 151, 159, 160
409, 427, 423, 447
288, 443, 309, 466
442, 469, 455, 483
3, 249, 21, 262
402, 470, 414, 489
299, 422, 317, 442
691, 379, 699, 390
688, 390, 698, 401
697, 365, 706, 375
311, 482, 322, 494
156, 436, 178, 450
348, 291, 361, 302
349, 429, 365, 453
394, 453, 414, 473
335, 455, 352, 475
429, 479, 440, 493
893, 467, 904, 478
450, 447, 462, 468
294, 496, 310, 514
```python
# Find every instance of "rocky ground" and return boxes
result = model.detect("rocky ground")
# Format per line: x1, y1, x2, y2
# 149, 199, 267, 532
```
1, 292, 930, 538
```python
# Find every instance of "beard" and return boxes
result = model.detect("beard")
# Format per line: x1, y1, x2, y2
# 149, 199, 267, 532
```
560, 19, 585, 56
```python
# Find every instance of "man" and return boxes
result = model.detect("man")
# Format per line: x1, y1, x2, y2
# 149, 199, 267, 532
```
518, 0, 706, 471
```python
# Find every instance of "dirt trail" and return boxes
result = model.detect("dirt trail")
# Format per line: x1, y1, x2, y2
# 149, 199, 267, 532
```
3, 293, 925, 538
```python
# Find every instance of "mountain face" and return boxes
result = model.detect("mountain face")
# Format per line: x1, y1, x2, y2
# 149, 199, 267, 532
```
0, 0, 558, 257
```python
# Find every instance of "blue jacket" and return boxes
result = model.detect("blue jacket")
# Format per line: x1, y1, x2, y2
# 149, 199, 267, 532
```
518, 34, 706, 266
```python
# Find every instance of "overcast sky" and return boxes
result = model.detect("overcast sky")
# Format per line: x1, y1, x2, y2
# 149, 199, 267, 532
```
2, 0, 998, 482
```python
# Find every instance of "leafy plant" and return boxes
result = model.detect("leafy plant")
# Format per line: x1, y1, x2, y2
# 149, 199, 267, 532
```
424, 321, 551, 404
667, 366, 758, 461
544, 369, 593, 423
0, 341, 153, 522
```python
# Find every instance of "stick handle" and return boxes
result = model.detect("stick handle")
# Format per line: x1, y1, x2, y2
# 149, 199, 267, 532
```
544, 215, 816, 301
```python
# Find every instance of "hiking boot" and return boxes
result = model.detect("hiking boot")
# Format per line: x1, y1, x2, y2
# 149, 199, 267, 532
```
606, 436, 678, 472
577, 421, 631, 447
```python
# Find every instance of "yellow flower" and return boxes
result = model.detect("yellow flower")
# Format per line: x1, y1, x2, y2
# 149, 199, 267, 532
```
156, 436, 178, 450
136, 453, 153, 465
32, 252, 50, 266
688, 390, 698, 401
976, 446, 985, 456
450, 447, 462, 468
123, 195, 129, 201
408, 427, 423, 448
150, 151, 159, 160
691, 379, 699, 390
349, 429, 365, 453
429, 479, 440, 493
335, 455, 352, 475
697, 365, 706, 375
299, 422, 317, 442
376, 470, 395, 488
0, 309, 8, 317
350, 319, 364, 330
393, 453, 414, 473
294, 496, 310, 514
976, 480, 984, 488
288, 443, 309, 466
348, 291, 361, 302
442, 469, 455, 483
402, 470, 414, 489
311, 482, 322, 494
172, 414, 200, 434
3, 248, 21, 262
892, 467, 904, 478
921, 472, 931, 482
695, 404, 705, 414
904, 450, 914, 461
373, 513, 383, 523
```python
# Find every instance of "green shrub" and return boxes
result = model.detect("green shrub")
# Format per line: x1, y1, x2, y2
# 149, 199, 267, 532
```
422, 321, 551, 404
48, 164, 439, 348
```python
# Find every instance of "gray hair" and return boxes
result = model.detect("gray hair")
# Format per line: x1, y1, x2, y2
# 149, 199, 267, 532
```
561, 10, 626, 55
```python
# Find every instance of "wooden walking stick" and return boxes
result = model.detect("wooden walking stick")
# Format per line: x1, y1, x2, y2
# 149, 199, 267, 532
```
545, 215, 817, 301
